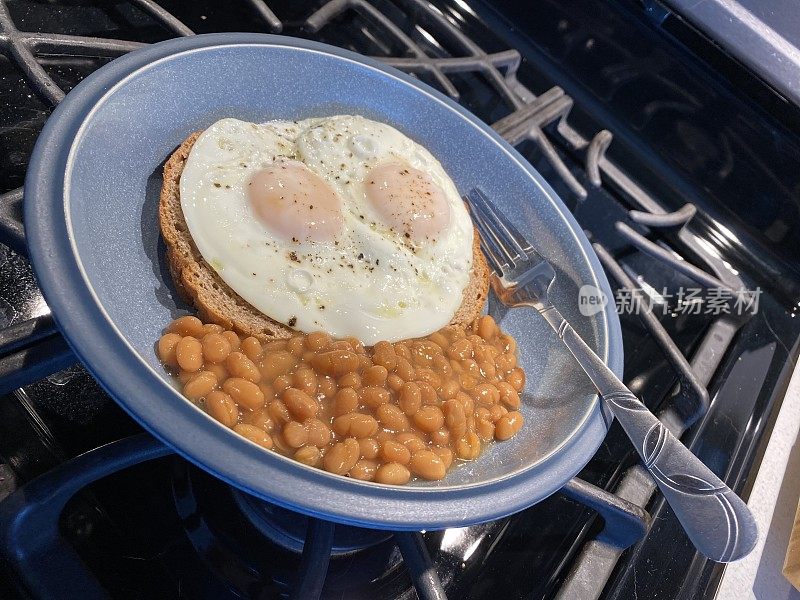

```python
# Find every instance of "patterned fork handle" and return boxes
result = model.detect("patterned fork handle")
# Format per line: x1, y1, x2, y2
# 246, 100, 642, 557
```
535, 302, 758, 563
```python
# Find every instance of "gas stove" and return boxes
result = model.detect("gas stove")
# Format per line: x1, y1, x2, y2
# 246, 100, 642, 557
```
1, 1, 799, 599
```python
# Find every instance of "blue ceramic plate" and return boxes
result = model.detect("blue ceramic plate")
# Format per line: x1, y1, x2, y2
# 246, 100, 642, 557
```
25, 34, 622, 529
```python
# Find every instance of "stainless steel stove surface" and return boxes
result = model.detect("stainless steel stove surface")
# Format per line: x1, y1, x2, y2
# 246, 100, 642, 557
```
1, 1, 800, 599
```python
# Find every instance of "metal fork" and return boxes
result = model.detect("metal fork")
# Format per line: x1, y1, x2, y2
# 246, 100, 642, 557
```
465, 188, 757, 563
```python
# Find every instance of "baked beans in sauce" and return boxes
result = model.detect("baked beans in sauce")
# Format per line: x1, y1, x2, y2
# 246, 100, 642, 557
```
157, 314, 525, 485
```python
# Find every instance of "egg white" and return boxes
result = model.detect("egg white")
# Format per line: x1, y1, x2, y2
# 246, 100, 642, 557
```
178, 116, 474, 344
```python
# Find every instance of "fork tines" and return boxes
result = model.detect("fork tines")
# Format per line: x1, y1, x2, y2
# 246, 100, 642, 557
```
464, 188, 535, 276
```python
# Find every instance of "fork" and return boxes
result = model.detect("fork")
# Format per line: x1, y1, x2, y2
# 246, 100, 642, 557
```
465, 188, 757, 563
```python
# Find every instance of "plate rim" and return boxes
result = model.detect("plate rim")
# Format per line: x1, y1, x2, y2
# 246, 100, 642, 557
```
24, 33, 622, 529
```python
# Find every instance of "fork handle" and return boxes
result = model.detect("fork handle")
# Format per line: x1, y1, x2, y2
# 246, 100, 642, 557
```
534, 303, 757, 562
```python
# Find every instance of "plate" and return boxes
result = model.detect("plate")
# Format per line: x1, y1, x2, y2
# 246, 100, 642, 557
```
25, 34, 622, 529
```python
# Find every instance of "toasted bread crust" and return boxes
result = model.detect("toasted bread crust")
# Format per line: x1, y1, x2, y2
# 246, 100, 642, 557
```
159, 132, 490, 341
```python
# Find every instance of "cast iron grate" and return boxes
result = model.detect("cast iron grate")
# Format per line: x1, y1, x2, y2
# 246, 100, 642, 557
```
0, 1, 750, 599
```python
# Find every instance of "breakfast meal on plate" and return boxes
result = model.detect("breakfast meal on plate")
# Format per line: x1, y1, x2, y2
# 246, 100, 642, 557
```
157, 115, 525, 484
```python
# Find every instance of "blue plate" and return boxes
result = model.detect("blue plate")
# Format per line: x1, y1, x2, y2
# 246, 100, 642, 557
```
24, 34, 622, 530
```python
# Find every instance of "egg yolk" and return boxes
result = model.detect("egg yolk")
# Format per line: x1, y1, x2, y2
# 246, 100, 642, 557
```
364, 162, 451, 241
247, 160, 343, 243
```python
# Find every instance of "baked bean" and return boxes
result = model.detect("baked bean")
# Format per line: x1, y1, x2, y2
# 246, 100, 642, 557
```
489, 404, 508, 422
455, 391, 474, 415
432, 447, 453, 470
283, 421, 308, 448
380, 440, 411, 465
183, 371, 217, 401
318, 376, 337, 399
362, 365, 388, 387
305, 418, 332, 447
222, 330, 241, 351
306, 331, 331, 351
416, 382, 437, 405
273, 374, 292, 393
497, 381, 521, 409
206, 362, 228, 382
443, 399, 466, 438
477, 315, 496, 340
438, 379, 460, 400
202, 323, 224, 335
412, 341, 439, 367
507, 368, 525, 392
226, 352, 261, 383
202, 333, 232, 364
161, 312, 527, 486
387, 374, 404, 392
428, 331, 449, 349
432, 354, 452, 376
243, 408, 275, 433
295, 446, 321, 467
416, 368, 441, 387
206, 390, 238, 427
359, 386, 390, 408
158, 333, 182, 367
169, 315, 205, 337
373, 341, 397, 371
241, 336, 263, 361
456, 432, 481, 460
478, 361, 497, 380
268, 400, 291, 425
288, 336, 305, 357
292, 367, 318, 396
223, 378, 265, 410
476, 417, 495, 441
468, 334, 484, 346
350, 459, 378, 481
333, 413, 379, 438
311, 350, 360, 377
347, 337, 366, 354
394, 357, 414, 381
396, 432, 427, 453
359, 437, 380, 459
283, 388, 319, 420
473, 383, 500, 406
261, 351, 296, 380
376, 404, 410, 432
323, 439, 360, 475
495, 352, 516, 373
448, 338, 473, 360
338, 372, 361, 389
333, 388, 359, 416
399, 382, 421, 415
263, 340, 287, 352
495, 411, 524, 440
375, 463, 410, 485
393, 343, 411, 360
234, 424, 273, 449
430, 428, 450, 446
461, 359, 481, 378
271, 430, 293, 454
409, 450, 446, 480
414, 406, 444, 433
459, 374, 477, 391
500, 333, 516, 354
176, 336, 203, 372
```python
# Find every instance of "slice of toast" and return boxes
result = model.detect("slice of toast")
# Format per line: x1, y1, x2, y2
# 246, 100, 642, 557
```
159, 132, 490, 341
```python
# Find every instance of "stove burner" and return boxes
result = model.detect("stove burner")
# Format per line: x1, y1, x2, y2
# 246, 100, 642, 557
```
232, 490, 393, 555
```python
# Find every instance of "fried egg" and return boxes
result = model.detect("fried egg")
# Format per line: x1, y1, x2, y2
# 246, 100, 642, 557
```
178, 116, 473, 344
